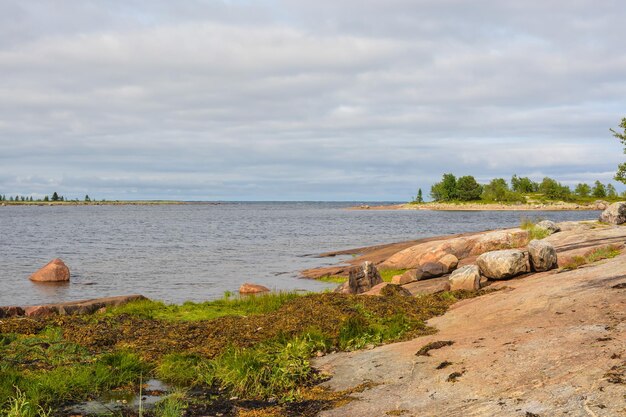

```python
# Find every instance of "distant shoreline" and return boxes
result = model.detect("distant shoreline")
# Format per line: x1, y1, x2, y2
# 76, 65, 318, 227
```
0, 200, 194, 206
347, 202, 607, 211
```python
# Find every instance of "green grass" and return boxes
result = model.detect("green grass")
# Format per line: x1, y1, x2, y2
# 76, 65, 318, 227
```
0, 289, 489, 411
318, 275, 347, 284
561, 245, 622, 270
379, 269, 407, 282
154, 390, 188, 417
520, 217, 551, 240
107, 291, 305, 321
317, 269, 407, 284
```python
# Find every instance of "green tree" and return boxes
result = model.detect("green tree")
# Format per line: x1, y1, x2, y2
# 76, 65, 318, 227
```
51, 192, 59, 201
482, 178, 512, 201
574, 183, 591, 197
538, 177, 571, 200
611, 117, 626, 183
430, 173, 458, 201
457, 175, 482, 201
43, 195, 49, 202
85, 194, 91, 202
592, 181, 607, 198
607, 183, 617, 198
511, 175, 538, 193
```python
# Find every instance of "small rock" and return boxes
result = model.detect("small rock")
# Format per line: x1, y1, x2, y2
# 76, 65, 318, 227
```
239, 283, 270, 294
449, 265, 481, 291
29, 258, 70, 282
391, 269, 419, 285
336, 261, 383, 294
594, 200, 609, 210
599, 202, 626, 225
536, 220, 560, 234
421, 262, 445, 278
527, 240, 558, 272
439, 254, 459, 272
0, 306, 25, 318
476, 249, 530, 280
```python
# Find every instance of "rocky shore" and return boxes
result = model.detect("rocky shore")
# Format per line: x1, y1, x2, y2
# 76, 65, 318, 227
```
349, 200, 611, 211
305, 203, 626, 416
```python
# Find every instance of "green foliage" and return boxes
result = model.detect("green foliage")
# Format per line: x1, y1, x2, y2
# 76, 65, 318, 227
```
209, 336, 314, 400
520, 218, 550, 240
481, 178, 524, 202
456, 176, 482, 201
109, 291, 304, 321
592, 180, 607, 198
538, 177, 571, 200
430, 173, 458, 201
561, 245, 621, 270
511, 175, 538, 193
412, 188, 424, 203
607, 183, 617, 198
575, 183, 591, 197
154, 390, 188, 417
610, 117, 626, 184
2, 388, 51, 417
156, 354, 210, 386
379, 269, 408, 282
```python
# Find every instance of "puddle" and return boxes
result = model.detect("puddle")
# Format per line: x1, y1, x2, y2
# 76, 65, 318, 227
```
66, 379, 170, 415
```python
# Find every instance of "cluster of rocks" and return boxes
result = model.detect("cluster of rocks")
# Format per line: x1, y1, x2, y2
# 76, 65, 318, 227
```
335, 220, 564, 296
0, 295, 147, 318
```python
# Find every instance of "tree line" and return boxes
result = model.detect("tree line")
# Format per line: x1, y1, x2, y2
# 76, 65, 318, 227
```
419, 174, 620, 203
0, 192, 93, 202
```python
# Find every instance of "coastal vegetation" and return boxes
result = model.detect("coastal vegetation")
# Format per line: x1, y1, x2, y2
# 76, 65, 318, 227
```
0, 289, 484, 416
519, 218, 551, 240
611, 116, 626, 184
560, 245, 621, 270
416, 173, 623, 205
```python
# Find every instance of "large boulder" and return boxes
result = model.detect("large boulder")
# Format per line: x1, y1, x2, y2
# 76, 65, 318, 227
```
469, 230, 530, 256
335, 261, 383, 294
29, 258, 70, 282
527, 240, 558, 272
536, 220, 560, 235
448, 265, 481, 291
239, 283, 270, 294
419, 254, 459, 279
476, 249, 530, 280
599, 202, 626, 225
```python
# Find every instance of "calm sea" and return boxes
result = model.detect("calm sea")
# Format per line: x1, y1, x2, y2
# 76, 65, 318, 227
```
0, 202, 597, 306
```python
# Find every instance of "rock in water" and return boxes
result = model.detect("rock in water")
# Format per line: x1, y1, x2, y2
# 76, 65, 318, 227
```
536, 220, 560, 234
476, 249, 530, 280
527, 240, 558, 272
339, 261, 383, 294
29, 258, 70, 282
599, 202, 626, 225
239, 283, 270, 294
448, 265, 481, 291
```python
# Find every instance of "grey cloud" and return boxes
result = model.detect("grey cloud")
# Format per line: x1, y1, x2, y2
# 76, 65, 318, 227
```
0, 0, 625, 200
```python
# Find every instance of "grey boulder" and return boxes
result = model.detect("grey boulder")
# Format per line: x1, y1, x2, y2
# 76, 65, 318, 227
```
527, 240, 558, 272
476, 249, 530, 280
599, 202, 626, 225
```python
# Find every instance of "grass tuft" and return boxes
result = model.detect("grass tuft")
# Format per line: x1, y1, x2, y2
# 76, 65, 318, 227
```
520, 217, 550, 240
561, 245, 621, 270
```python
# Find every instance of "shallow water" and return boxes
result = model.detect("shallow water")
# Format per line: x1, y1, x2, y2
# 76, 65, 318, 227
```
0, 202, 597, 305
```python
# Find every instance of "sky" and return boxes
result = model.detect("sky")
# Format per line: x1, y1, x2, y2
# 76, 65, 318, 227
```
1, 0, 625, 201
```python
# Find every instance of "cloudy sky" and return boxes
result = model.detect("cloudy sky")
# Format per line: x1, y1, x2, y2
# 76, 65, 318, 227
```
1, 0, 625, 201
